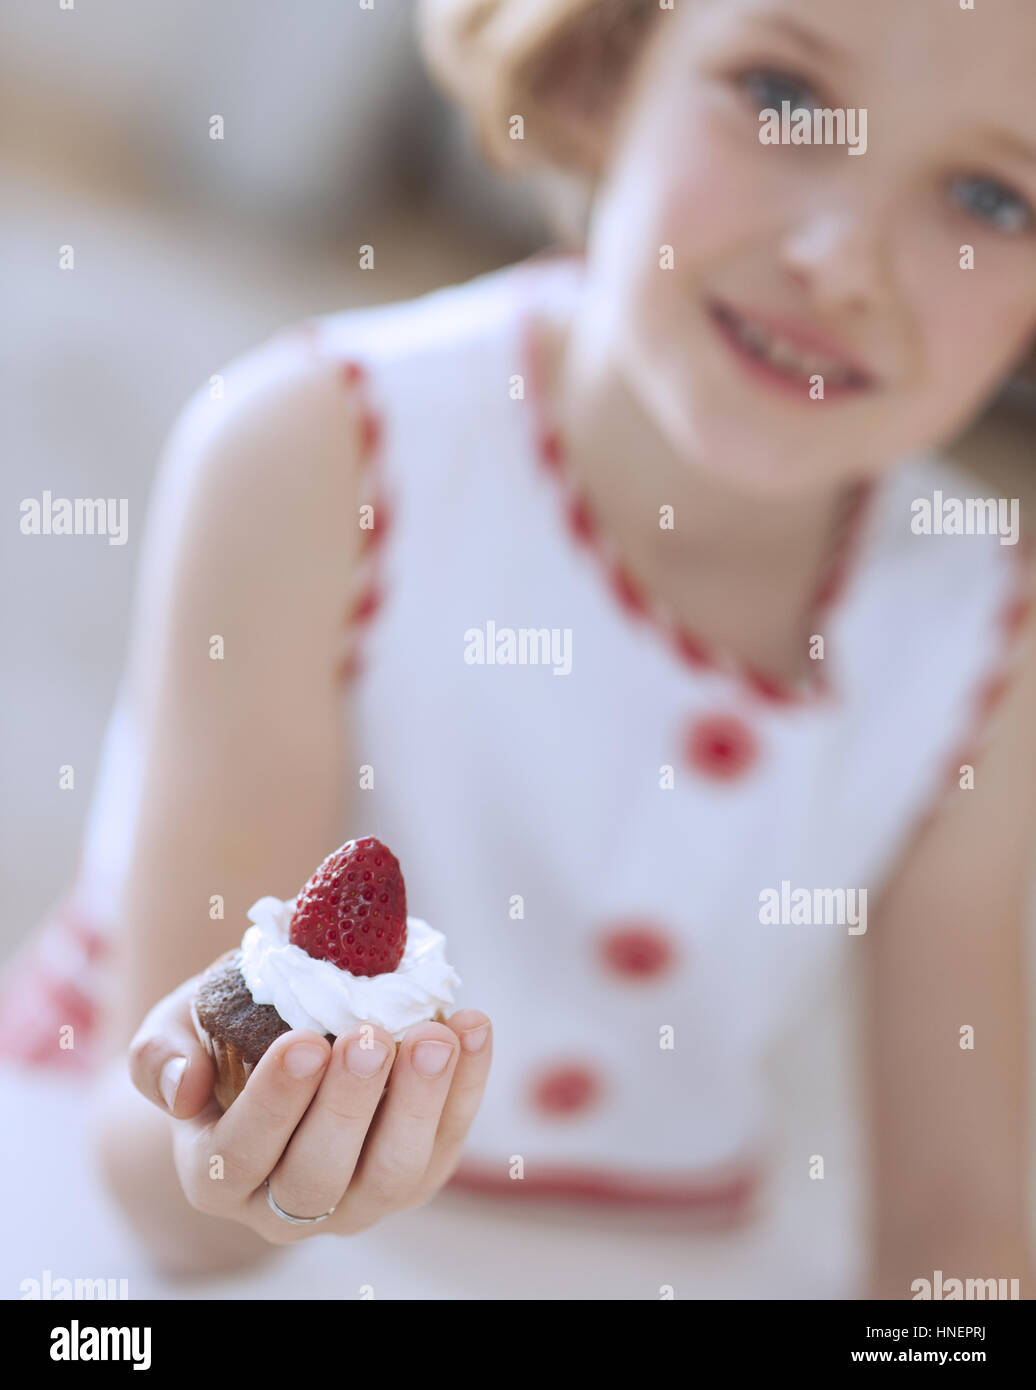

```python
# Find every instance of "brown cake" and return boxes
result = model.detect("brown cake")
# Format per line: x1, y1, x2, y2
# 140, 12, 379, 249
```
190, 950, 333, 1111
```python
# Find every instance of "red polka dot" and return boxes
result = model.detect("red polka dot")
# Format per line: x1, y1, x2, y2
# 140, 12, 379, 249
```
341, 361, 365, 388
529, 1064, 602, 1117
598, 922, 678, 980
685, 713, 759, 781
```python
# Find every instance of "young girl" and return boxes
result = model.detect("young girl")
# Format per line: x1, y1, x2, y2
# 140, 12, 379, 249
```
4, 0, 1036, 1298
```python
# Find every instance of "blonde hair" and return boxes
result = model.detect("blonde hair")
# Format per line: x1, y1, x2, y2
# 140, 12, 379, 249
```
420, 0, 1036, 396
418, 0, 659, 176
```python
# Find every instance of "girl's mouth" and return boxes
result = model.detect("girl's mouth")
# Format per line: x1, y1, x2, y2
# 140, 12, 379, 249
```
708, 300, 874, 399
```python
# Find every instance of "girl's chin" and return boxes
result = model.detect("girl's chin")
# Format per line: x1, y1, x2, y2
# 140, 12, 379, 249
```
708, 467, 829, 500
679, 430, 837, 497
637, 370, 866, 494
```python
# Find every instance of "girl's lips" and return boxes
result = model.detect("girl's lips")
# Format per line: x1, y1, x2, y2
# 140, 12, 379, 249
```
707, 300, 875, 401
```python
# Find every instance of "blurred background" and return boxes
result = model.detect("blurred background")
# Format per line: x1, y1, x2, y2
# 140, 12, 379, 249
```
2, 0, 1035, 1300
1, 0, 553, 958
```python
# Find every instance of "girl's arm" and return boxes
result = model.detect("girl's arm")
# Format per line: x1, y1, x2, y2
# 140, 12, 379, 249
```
90, 345, 365, 1274
864, 596, 1036, 1299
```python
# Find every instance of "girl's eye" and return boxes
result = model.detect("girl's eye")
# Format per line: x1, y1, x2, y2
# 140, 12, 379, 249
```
949, 174, 1033, 235
735, 68, 821, 115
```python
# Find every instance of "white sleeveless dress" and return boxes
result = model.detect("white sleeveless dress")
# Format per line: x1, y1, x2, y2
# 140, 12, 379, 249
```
1, 254, 1029, 1227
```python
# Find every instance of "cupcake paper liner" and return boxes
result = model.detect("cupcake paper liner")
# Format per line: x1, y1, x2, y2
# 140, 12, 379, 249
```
189, 997, 257, 1111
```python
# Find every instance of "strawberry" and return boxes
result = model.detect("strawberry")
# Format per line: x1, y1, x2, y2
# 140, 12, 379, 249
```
289, 837, 407, 977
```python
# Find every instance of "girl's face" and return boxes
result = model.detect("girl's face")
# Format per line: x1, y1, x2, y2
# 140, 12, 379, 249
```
586, 0, 1036, 494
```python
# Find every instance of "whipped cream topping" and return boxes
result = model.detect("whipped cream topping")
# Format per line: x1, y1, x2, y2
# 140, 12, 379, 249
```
239, 896, 461, 1042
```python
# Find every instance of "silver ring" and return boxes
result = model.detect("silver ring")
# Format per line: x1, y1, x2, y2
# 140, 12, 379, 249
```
264, 1177, 336, 1226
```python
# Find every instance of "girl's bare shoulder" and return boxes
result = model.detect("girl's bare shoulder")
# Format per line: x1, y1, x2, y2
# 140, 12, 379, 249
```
123, 329, 369, 722
154, 331, 365, 573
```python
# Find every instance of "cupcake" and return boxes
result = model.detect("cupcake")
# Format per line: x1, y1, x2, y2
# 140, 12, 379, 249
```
190, 836, 461, 1111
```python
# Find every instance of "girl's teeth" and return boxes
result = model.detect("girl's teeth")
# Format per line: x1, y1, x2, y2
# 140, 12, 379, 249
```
737, 319, 768, 353
768, 338, 800, 370
730, 311, 857, 384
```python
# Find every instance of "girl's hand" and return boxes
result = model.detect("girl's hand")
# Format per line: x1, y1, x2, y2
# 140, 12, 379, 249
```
128, 976, 492, 1243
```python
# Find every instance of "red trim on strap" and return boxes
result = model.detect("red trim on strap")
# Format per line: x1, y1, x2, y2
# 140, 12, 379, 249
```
565, 493, 597, 545
336, 357, 391, 685
349, 585, 382, 626
358, 411, 381, 456
270, 331, 391, 684
937, 538, 1035, 793
539, 429, 563, 473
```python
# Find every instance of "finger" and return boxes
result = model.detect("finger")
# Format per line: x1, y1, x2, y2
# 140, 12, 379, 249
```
183, 1030, 332, 1212
128, 975, 215, 1119
420, 1010, 493, 1193
253, 1024, 394, 1226
342, 1021, 459, 1220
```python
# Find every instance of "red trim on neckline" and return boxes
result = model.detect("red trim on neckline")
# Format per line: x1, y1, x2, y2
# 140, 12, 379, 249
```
517, 282, 877, 708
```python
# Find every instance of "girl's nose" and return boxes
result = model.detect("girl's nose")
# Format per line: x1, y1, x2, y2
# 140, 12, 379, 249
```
777, 198, 894, 315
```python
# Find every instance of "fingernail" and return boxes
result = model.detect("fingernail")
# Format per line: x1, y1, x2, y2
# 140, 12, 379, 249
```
460, 1023, 489, 1054
346, 1039, 389, 1077
283, 1043, 328, 1078
412, 1040, 453, 1077
159, 1056, 187, 1112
